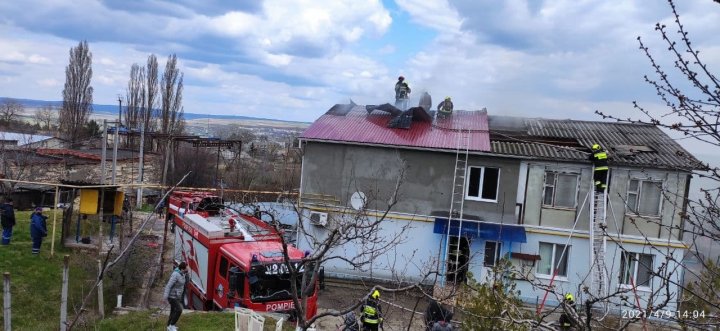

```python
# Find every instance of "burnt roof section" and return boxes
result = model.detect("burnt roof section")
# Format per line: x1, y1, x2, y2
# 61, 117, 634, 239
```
488, 115, 700, 170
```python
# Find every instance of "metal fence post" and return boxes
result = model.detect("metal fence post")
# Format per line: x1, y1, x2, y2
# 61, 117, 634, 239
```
60, 256, 69, 331
3, 272, 11, 331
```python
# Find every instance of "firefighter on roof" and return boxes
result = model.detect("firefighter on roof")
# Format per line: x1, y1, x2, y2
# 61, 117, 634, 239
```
395, 76, 411, 110
361, 290, 383, 331
437, 96, 454, 118
590, 144, 609, 192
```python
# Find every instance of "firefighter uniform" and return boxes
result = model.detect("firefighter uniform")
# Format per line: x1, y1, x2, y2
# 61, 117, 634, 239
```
362, 290, 383, 331
590, 144, 609, 192
559, 293, 576, 328
437, 97, 454, 118
395, 76, 411, 110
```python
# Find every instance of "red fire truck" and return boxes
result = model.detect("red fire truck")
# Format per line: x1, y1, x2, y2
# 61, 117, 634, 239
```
167, 191, 318, 318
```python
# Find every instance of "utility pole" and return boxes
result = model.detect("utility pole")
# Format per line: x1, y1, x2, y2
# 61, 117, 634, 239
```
136, 125, 145, 208
117, 95, 123, 125
111, 121, 119, 185
98, 119, 107, 319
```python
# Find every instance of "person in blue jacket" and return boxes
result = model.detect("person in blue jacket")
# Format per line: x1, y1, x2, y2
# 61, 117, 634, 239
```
30, 207, 48, 255
1, 198, 16, 245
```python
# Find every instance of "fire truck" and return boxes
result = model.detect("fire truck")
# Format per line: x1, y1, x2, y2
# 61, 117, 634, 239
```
167, 191, 318, 318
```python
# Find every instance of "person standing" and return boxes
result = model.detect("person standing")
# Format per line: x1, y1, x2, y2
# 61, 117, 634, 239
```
590, 144, 609, 192
30, 207, 48, 254
163, 262, 188, 331
1, 198, 16, 245
394, 76, 411, 110
361, 290, 383, 331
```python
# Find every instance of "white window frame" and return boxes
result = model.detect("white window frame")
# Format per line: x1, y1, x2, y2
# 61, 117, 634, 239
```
542, 171, 580, 209
620, 252, 654, 290
626, 179, 663, 217
465, 166, 501, 202
483, 241, 503, 267
536, 242, 570, 279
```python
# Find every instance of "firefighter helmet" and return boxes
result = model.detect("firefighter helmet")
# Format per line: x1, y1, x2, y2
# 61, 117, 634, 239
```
565, 293, 574, 301
592, 144, 601, 151
371, 290, 380, 299
398, 76, 404, 81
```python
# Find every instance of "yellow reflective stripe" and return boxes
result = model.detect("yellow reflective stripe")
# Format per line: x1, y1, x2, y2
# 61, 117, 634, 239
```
594, 152, 607, 159
363, 306, 377, 315
594, 166, 608, 171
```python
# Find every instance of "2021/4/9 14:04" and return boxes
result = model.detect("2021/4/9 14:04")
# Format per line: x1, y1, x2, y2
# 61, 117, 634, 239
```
621, 309, 706, 319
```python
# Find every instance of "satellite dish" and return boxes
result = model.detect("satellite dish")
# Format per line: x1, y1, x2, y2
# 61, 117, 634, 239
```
350, 191, 367, 210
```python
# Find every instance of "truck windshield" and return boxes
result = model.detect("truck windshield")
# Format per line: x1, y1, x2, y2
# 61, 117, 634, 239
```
248, 264, 314, 302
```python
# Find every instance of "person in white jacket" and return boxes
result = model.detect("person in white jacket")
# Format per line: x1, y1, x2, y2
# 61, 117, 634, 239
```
163, 262, 188, 331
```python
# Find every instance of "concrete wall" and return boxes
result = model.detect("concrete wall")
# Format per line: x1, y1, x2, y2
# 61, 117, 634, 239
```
522, 162, 689, 241
510, 231, 684, 312
296, 212, 441, 283
301, 142, 520, 224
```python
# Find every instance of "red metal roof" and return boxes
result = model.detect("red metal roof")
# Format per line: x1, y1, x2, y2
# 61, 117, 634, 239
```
36, 148, 102, 161
300, 106, 490, 152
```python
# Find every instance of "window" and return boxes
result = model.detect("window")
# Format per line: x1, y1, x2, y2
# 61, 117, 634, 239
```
467, 166, 500, 201
483, 241, 502, 267
620, 252, 653, 287
218, 256, 229, 279
626, 179, 662, 216
536, 242, 569, 277
542, 172, 579, 208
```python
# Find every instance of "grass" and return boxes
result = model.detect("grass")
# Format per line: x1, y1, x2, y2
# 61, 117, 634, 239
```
0, 209, 98, 330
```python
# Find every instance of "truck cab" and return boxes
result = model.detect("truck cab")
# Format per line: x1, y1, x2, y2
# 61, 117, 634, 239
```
212, 242, 318, 318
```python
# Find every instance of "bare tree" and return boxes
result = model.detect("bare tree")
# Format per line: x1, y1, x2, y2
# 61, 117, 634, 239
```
143, 54, 159, 134
0, 98, 23, 124
34, 103, 55, 130
0, 133, 45, 194
594, 0, 720, 328
59, 40, 93, 144
160, 54, 184, 136
226, 154, 441, 330
124, 63, 145, 130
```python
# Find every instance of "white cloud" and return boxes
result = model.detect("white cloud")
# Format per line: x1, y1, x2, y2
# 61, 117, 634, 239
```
395, 0, 462, 34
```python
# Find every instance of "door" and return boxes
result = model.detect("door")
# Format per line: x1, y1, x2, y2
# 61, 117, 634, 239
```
446, 236, 470, 284
213, 255, 230, 309
482, 241, 502, 280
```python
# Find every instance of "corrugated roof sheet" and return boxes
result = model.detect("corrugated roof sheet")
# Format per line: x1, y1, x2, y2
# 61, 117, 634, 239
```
490, 116, 699, 170
300, 105, 491, 152
0, 131, 53, 145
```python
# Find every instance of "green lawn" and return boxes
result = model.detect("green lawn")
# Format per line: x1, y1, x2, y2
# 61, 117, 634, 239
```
0, 210, 291, 331
0, 210, 92, 330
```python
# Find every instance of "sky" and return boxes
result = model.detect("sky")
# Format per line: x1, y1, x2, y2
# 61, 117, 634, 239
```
0, 0, 719, 155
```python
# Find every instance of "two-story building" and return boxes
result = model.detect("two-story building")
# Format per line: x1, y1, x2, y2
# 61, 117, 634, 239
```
297, 103, 696, 310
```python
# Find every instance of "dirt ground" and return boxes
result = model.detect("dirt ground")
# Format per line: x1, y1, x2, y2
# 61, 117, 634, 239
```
313, 283, 432, 330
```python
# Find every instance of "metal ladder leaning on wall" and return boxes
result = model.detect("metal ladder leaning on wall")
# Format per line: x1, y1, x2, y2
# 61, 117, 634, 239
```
589, 169, 609, 298
444, 128, 471, 287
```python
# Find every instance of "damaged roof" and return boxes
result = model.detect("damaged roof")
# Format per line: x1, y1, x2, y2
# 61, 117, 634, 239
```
489, 115, 700, 170
300, 103, 491, 152
302, 105, 698, 170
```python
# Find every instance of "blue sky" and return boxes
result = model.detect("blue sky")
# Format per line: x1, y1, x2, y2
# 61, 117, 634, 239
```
0, 0, 719, 155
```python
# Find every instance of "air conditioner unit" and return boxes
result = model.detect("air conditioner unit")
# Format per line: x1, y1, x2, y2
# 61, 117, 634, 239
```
309, 211, 328, 227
